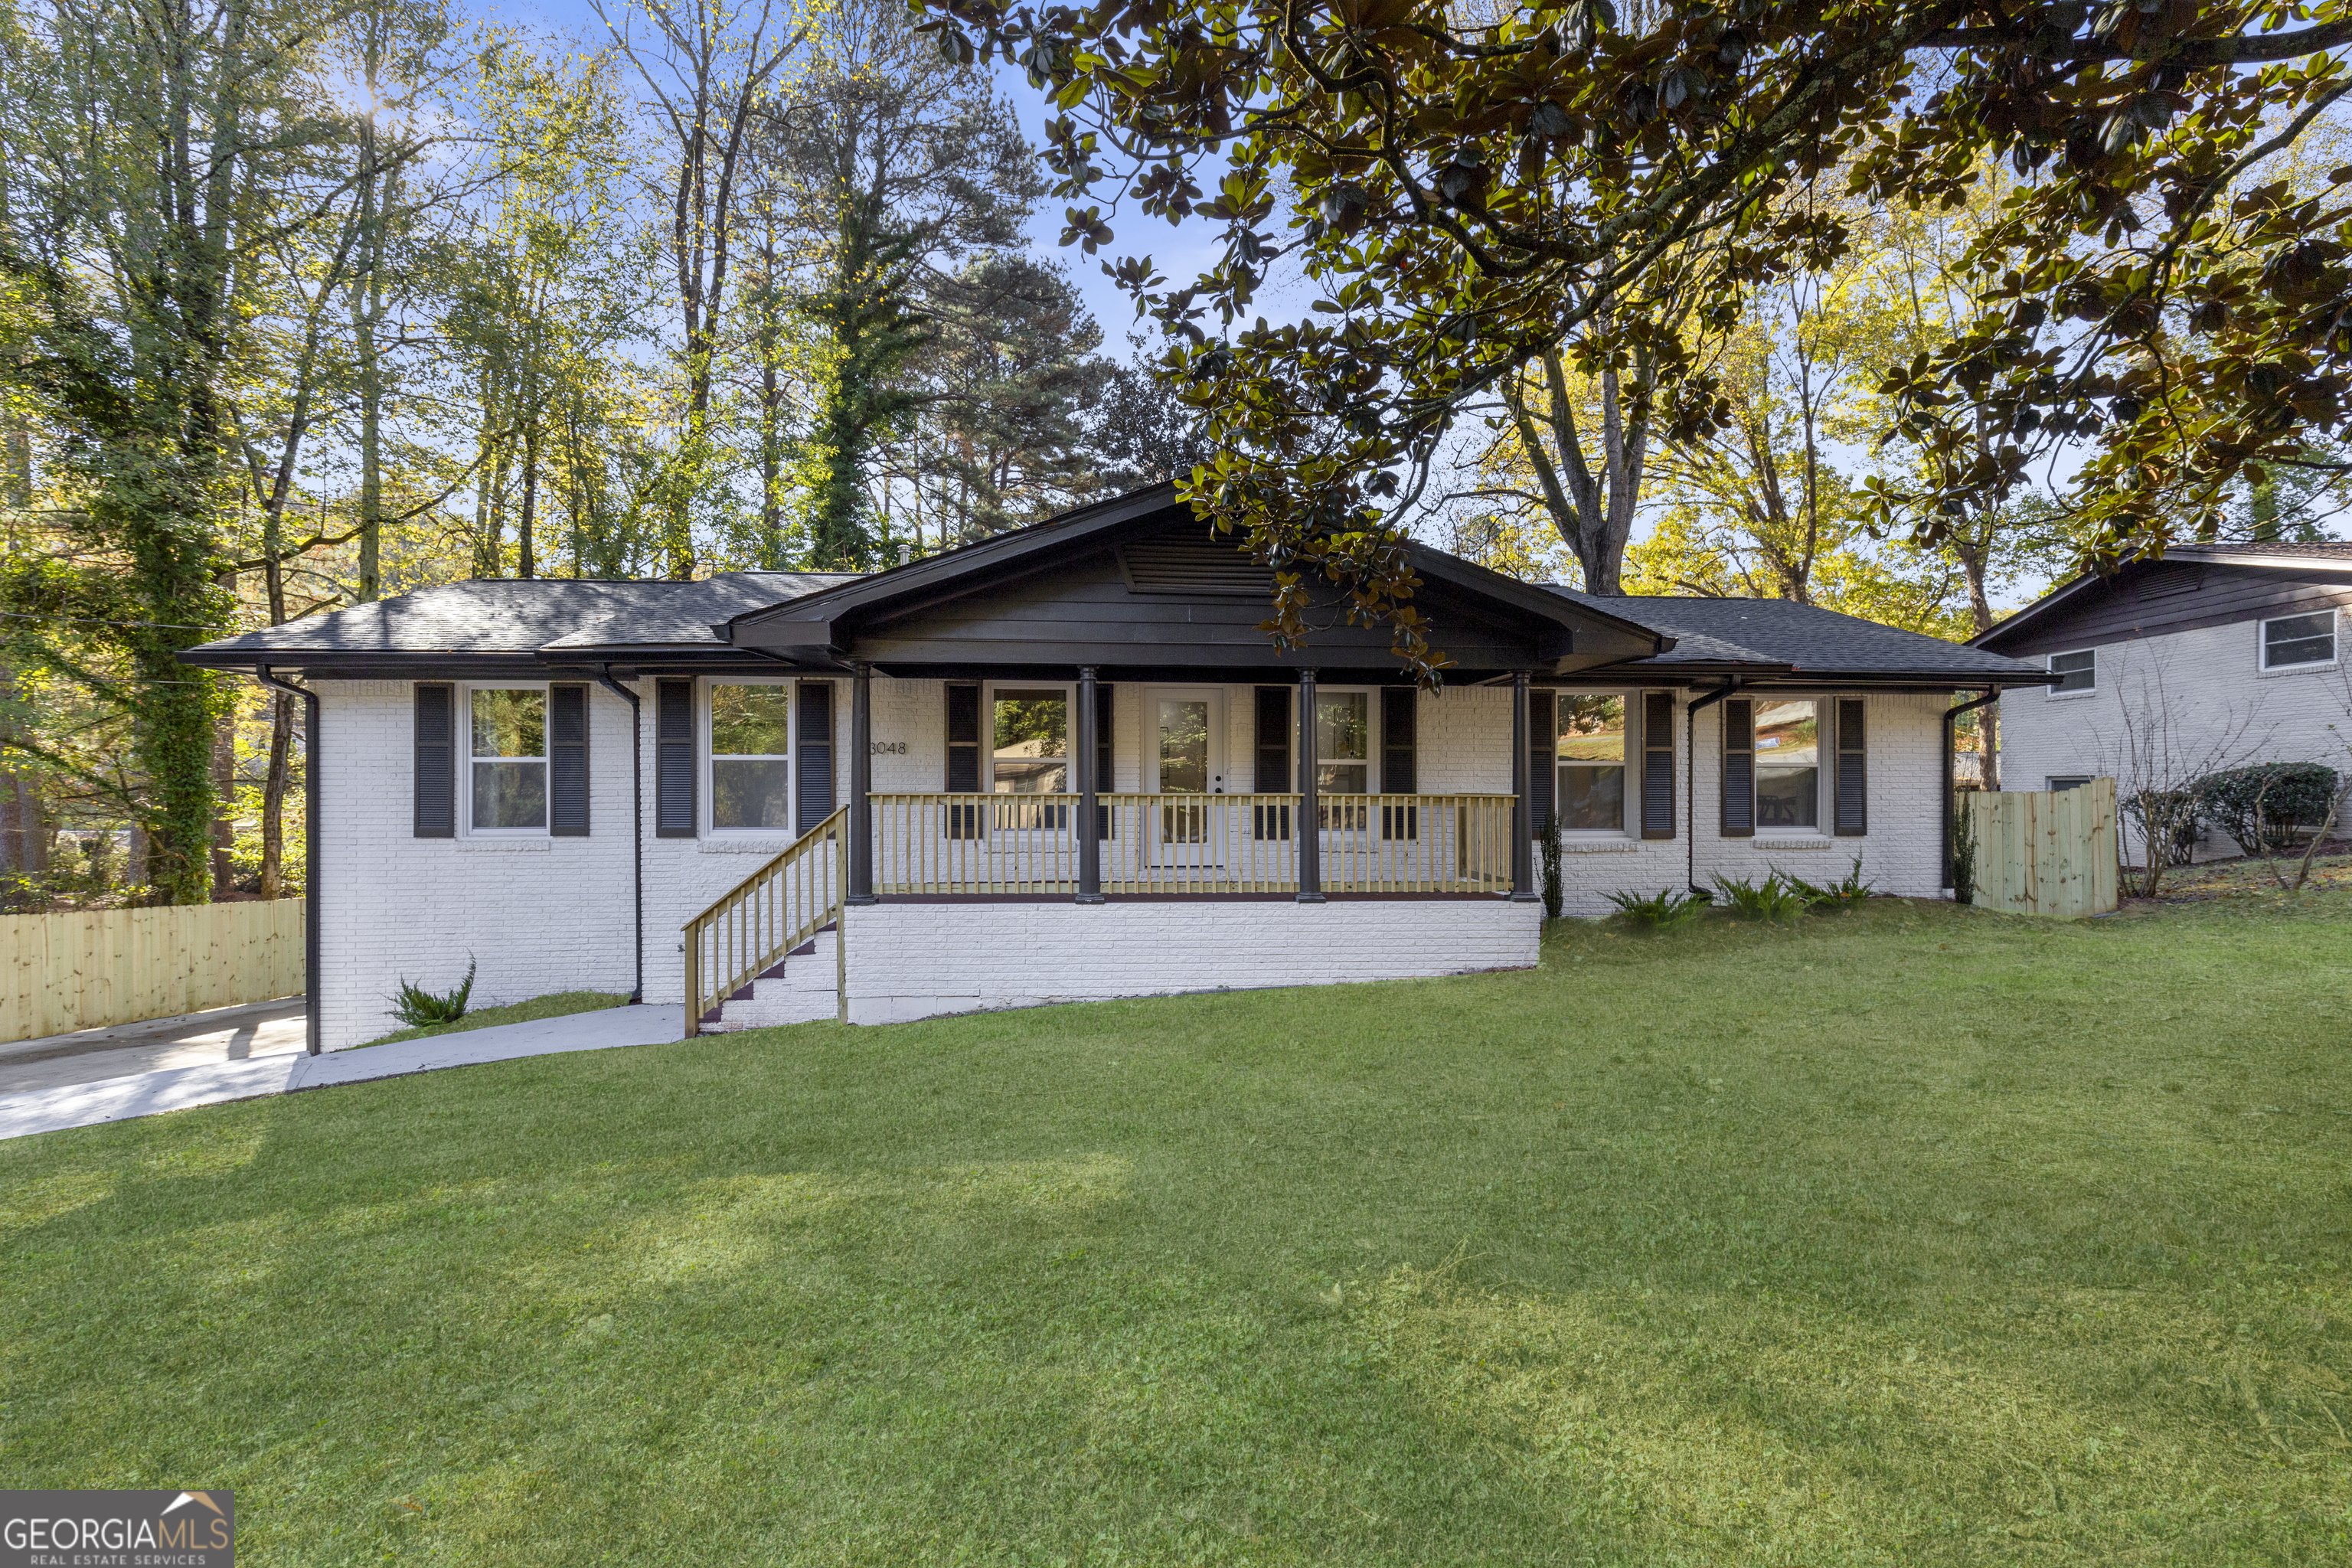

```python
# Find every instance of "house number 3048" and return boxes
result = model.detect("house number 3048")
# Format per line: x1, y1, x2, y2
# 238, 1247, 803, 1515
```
869, 740, 907, 755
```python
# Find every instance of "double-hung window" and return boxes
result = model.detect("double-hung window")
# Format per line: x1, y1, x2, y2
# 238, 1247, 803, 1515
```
991, 686, 1070, 829
1315, 689, 1373, 828
2262, 609, 2337, 669
1753, 699, 1820, 830
1557, 694, 1628, 832
709, 682, 792, 831
2048, 648, 2096, 694
469, 686, 547, 832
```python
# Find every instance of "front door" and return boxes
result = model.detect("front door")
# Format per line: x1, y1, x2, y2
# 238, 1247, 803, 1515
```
1148, 688, 1224, 866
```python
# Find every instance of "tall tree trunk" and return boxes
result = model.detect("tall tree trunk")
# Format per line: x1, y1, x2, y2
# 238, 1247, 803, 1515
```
517, 421, 540, 577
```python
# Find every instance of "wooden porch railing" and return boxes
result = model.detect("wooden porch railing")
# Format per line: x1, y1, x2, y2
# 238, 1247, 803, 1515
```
682, 805, 847, 1037
867, 792, 1517, 896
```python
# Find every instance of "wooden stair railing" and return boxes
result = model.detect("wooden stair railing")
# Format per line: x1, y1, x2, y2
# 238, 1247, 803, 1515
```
681, 806, 848, 1037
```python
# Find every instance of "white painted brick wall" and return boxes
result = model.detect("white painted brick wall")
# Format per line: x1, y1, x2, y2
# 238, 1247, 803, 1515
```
316, 678, 1954, 1045
1997, 624, 2352, 861
830, 898, 1544, 1025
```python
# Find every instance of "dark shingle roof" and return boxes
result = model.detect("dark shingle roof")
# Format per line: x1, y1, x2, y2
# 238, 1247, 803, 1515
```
1547, 590, 2046, 681
188, 572, 857, 658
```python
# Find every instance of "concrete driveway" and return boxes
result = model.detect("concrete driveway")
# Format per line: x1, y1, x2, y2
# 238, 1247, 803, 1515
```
0, 998, 311, 1096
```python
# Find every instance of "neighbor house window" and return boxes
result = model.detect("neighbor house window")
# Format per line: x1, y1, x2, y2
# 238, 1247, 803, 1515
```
2262, 609, 2337, 669
709, 682, 792, 830
1557, 694, 1627, 831
991, 688, 1070, 794
1315, 691, 1372, 794
2048, 776, 2092, 792
469, 686, 547, 831
1753, 699, 1819, 830
2049, 648, 2096, 694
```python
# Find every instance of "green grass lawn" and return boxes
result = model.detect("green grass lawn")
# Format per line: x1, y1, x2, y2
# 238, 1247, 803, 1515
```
4, 896, 2350, 1565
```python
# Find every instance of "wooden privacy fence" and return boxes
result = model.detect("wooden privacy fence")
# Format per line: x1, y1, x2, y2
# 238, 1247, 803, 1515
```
1963, 778, 2118, 918
0, 898, 305, 1043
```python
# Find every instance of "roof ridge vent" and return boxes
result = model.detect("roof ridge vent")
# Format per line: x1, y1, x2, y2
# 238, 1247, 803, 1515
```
1115, 537, 1276, 596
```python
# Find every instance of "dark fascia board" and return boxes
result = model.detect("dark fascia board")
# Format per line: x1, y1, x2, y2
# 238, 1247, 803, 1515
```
1967, 570, 2105, 652
724, 484, 1674, 659
1565, 659, 2056, 687
727, 485, 1184, 646
1974, 550, 2352, 652
176, 647, 822, 680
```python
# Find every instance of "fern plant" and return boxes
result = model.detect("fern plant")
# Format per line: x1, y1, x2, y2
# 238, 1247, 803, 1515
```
390, 956, 476, 1028
1787, 858, 1874, 910
1604, 887, 1711, 930
1713, 871, 1817, 923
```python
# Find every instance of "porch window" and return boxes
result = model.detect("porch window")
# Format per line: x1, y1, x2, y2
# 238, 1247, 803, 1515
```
1315, 691, 1371, 793
1753, 699, 1820, 830
992, 688, 1070, 789
709, 682, 792, 830
2262, 609, 2337, 669
469, 687, 547, 831
1557, 694, 1626, 831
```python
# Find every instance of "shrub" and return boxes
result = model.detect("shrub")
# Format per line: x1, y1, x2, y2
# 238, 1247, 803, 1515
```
1788, 858, 1874, 910
1713, 871, 1817, 923
1604, 887, 1711, 930
2125, 788, 2203, 869
390, 957, 476, 1028
2194, 762, 2340, 855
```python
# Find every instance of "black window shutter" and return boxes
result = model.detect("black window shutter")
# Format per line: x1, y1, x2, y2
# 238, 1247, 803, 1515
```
550, 684, 590, 836
946, 682, 982, 839
1722, 698, 1755, 838
1254, 687, 1290, 792
798, 681, 835, 831
1095, 681, 1114, 838
1379, 687, 1417, 840
1834, 697, 1867, 837
946, 682, 981, 791
1528, 689, 1556, 834
413, 682, 455, 838
655, 678, 696, 838
1253, 686, 1291, 841
1641, 691, 1675, 840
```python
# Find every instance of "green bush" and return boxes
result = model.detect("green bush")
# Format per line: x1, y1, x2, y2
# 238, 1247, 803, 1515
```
1604, 887, 1712, 930
390, 957, 476, 1028
1787, 858, 1875, 910
2194, 762, 2339, 855
1713, 871, 1818, 923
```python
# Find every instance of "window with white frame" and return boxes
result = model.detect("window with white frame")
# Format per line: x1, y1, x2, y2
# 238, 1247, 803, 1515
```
1753, 698, 1820, 830
469, 685, 547, 831
2262, 609, 2338, 669
990, 687, 1070, 793
708, 681, 792, 831
1315, 690, 1373, 794
1557, 694, 1627, 831
2048, 648, 2096, 694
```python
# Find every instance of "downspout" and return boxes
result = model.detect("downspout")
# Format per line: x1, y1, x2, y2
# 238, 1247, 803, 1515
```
1684, 681, 1740, 897
1942, 687, 2002, 890
596, 665, 644, 1003
254, 665, 321, 1057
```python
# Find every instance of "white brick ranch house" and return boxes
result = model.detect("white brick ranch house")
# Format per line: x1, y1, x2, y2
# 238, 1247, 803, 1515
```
183, 486, 2049, 1050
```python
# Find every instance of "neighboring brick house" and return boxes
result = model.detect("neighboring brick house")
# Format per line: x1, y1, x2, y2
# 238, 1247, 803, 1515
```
185, 486, 2044, 1049
1971, 542, 2352, 860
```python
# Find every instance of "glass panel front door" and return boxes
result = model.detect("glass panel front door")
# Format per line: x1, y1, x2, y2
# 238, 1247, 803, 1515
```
1149, 690, 1223, 863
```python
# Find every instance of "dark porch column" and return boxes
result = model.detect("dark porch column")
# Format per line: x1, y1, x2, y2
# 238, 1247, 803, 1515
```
1511, 669, 1539, 900
1297, 667, 1323, 902
847, 661, 875, 903
1076, 665, 1102, 903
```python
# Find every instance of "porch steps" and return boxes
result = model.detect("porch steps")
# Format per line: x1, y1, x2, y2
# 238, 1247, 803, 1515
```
701, 927, 840, 1032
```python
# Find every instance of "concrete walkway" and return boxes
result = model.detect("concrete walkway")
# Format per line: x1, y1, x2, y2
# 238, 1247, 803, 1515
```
0, 1004, 687, 1142
0, 998, 312, 1096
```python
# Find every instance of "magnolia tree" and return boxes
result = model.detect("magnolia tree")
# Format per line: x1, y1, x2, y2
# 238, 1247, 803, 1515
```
914, 0, 2352, 675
